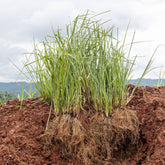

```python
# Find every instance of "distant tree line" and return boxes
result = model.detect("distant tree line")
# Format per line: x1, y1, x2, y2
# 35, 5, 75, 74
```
0, 79, 165, 104
0, 91, 17, 103
0, 91, 40, 104
0, 82, 38, 94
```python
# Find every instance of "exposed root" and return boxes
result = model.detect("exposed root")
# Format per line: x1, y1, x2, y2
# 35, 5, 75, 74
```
40, 108, 140, 164
110, 108, 140, 158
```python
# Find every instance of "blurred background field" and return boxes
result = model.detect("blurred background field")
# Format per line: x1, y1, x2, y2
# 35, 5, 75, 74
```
0, 78, 165, 103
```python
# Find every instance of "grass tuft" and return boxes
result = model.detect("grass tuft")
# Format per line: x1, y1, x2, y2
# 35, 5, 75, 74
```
20, 11, 154, 116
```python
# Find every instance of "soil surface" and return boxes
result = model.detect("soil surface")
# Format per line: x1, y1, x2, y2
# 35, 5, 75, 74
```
0, 85, 165, 164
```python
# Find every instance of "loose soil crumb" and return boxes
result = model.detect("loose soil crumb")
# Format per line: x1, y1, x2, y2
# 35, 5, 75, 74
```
0, 86, 165, 164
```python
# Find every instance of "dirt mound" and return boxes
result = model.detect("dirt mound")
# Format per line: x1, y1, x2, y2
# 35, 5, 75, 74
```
0, 86, 165, 164
127, 85, 165, 164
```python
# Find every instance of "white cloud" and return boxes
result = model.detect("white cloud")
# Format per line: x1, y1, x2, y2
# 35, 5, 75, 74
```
20, 1, 78, 41
0, 0, 165, 81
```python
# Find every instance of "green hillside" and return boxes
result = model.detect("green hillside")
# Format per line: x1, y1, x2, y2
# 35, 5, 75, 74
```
0, 79, 165, 104
0, 79, 165, 94
0, 82, 39, 104
0, 82, 38, 94
129, 78, 165, 86
0, 91, 17, 104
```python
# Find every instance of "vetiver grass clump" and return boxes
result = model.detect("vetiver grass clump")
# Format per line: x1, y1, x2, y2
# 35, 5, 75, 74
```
22, 11, 153, 116
21, 11, 154, 164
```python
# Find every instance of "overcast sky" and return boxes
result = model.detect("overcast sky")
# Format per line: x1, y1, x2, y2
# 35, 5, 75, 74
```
1, 0, 165, 82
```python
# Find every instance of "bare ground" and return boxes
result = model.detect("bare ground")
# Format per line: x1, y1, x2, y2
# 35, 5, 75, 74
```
0, 85, 165, 164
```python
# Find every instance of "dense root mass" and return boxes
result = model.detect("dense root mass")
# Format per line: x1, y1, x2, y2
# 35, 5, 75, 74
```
109, 108, 140, 158
41, 108, 139, 165
1, 86, 165, 164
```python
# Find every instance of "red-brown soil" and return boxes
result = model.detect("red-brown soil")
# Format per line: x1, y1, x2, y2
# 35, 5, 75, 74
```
0, 85, 165, 164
